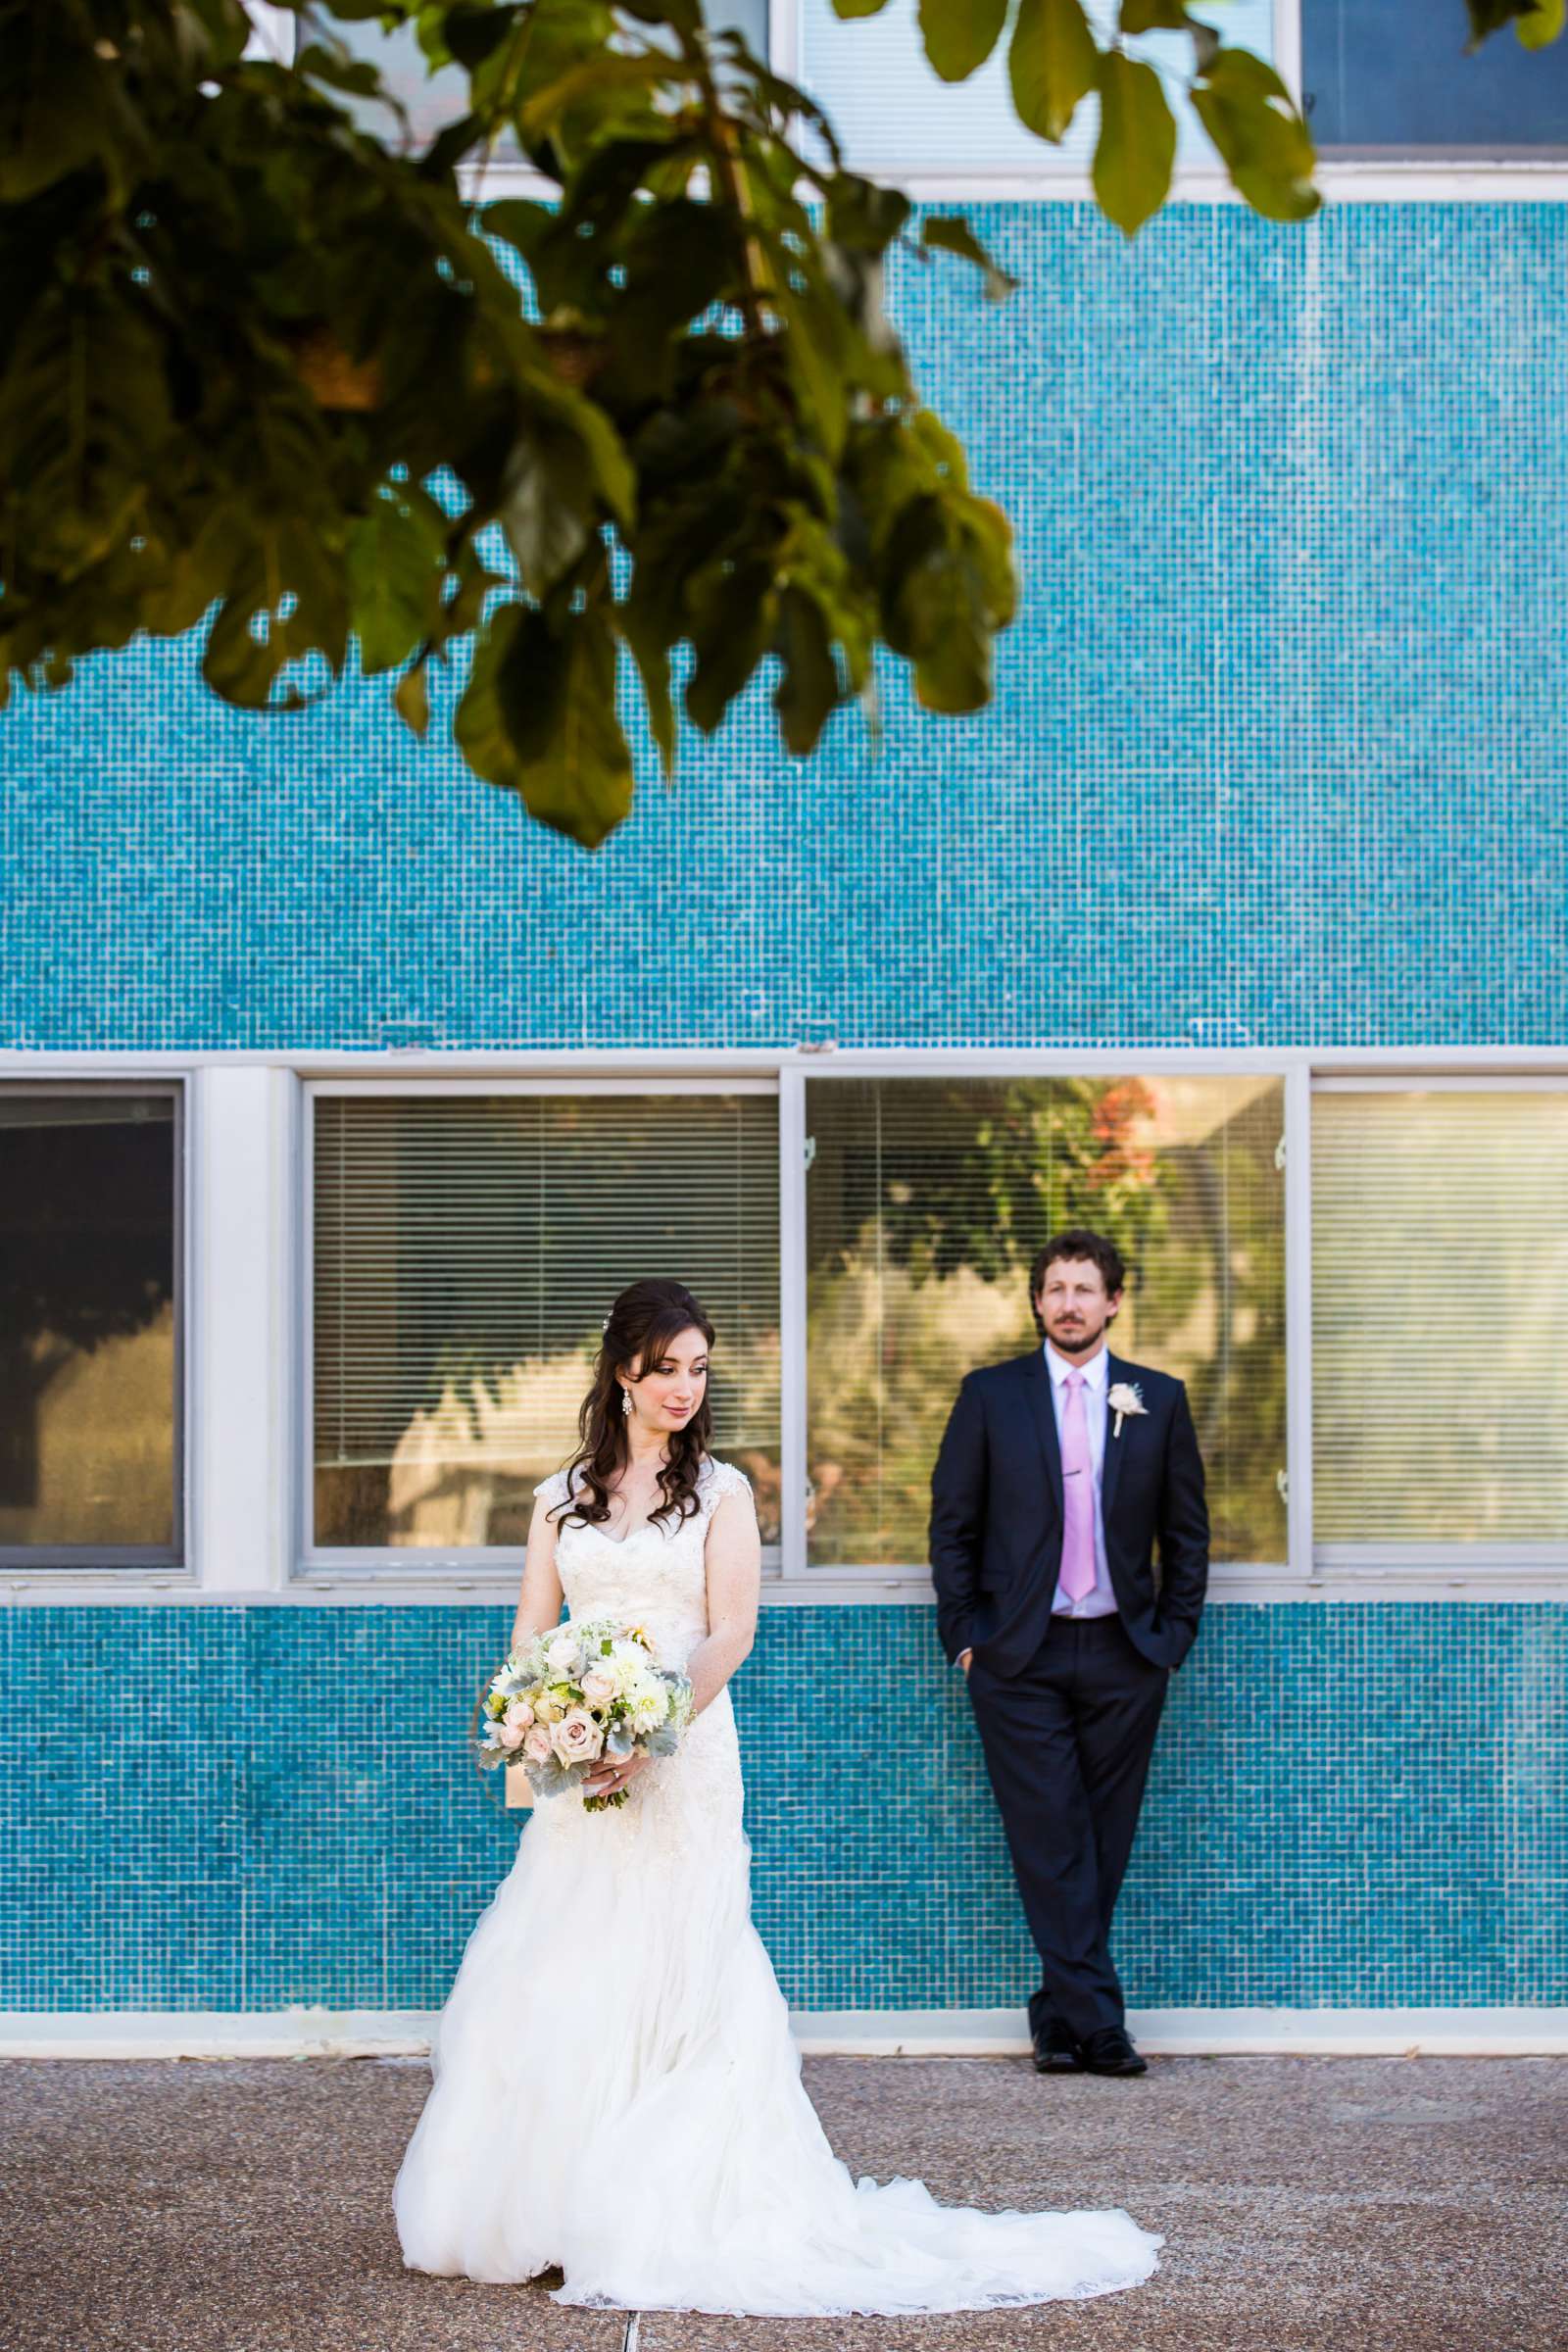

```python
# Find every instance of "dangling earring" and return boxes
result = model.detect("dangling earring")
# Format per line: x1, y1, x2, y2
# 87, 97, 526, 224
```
620, 1386, 632, 1417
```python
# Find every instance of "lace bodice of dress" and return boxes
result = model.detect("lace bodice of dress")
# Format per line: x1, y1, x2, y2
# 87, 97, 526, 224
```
528, 1453, 755, 1859
535, 1452, 754, 1673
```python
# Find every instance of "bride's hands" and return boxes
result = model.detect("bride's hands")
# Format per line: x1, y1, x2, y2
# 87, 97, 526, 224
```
583, 1747, 653, 1800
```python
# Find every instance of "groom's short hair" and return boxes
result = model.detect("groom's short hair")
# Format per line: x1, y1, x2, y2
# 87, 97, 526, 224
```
1029, 1230, 1126, 1332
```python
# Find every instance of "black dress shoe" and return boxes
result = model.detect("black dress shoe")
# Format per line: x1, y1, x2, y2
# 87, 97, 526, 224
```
1075, 2026, 1148, 2077
1031, 2020, 1082, 2074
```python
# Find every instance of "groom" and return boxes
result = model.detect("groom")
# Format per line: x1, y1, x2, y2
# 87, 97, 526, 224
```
929, 1228, 1209, 2079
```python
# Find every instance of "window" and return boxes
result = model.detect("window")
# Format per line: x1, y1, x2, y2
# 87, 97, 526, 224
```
803, 1073, 1287, 1570
795, 0, 1277, 177
0, 1085, 182, 1565
1311, 1083, 1568, 1554
309, 1086, 781, 1559
1302, 0, 1568, 157
288, 3, 772, 158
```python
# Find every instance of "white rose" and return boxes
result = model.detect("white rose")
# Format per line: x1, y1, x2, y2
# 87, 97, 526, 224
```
545, 1633, 583, 1677
551, 1707, 604, 1766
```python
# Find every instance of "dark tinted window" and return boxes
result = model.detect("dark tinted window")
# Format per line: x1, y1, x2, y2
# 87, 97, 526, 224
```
1303, 0, 1568, 154
0, 1090, 180, 1558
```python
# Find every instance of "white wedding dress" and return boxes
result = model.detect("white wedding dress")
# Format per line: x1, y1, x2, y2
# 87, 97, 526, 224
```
392, 1453, 1164, 2315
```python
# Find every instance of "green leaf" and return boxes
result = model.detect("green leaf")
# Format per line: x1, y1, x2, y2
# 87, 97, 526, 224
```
919, 215, 1020, 302
909, 410, 974, 494
1008, 0, 1100, 145
0, 16, 146, 204
479, 199, 556, 264
617, 0, 701, 28
1516, 0, 1566, 46
1191, 49, 1320, 221
773, 585, 841, 756
393, 662, 431, 740
1118, 0, 1192, 28
616, 608, 677, 780
1093, 51, 1176, 237
614, 197, 739, 349
455, 603, 634, 849
442, 5, 517, 71
826, 174, 913, 256
346, 488, 446, 674
202, 580, 285, 710
774, 283, 850, 466
499, 427, 594, 599
917, 0, 1009, 81
516, 52, 678, 145
1464, 0, 1545, 44
879, 478, 1016, 715
685, 556, 777, 734
293, 43, 389, 101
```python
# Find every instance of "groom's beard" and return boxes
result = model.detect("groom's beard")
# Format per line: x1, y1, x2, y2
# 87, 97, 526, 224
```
1047, 1316, 1107, 1353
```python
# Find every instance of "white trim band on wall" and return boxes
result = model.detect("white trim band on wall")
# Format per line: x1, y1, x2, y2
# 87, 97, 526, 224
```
5, 2006, 1565, 2061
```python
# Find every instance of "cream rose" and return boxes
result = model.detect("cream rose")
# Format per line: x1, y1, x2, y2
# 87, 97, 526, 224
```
522, 1724, 554, 1763
551, 1707, 604, 1766
579, 1667, 616, 1705
503, 1696, 535, 1729
498, 1722, 525, 1750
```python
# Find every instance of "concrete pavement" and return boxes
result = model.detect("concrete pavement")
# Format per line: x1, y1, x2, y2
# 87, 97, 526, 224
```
3, 2051, 1563, 2352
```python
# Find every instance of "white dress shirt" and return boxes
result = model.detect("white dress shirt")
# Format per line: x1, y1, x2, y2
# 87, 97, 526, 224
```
1044, 1339, 1119, 1619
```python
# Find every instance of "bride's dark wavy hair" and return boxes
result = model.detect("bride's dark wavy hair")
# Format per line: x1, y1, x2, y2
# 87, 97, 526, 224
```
549, 1278, 715, 1536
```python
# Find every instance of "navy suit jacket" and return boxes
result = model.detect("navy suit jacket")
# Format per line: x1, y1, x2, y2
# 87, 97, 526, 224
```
928, 1347, 1210, 1676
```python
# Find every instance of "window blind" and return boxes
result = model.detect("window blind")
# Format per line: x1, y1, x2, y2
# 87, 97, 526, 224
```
312, 1091, 780, 1549
1311, 1088, 1568, 1546
796, 0, 1276, 178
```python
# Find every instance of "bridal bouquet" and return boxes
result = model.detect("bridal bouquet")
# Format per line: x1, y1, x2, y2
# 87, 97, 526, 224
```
475, 1618, 693, 1811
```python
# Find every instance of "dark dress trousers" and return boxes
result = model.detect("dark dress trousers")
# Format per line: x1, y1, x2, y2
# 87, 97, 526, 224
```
929, 1347, 1209, 2044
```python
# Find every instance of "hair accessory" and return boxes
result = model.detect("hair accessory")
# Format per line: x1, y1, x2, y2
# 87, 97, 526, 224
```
601, 1314, 611, 1333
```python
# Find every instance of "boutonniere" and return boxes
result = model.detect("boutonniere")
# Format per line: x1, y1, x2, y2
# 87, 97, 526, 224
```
1106, 1382, 1148, 1439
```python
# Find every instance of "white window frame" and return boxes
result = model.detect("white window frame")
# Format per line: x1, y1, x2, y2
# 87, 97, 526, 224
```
0, 1045, 1565, 1605
785, 1052, 1301, 1603
247, 0, 1568, 208
768, 0, 1568, 203
298, 1073, 786, 1588
1308, 1072, 1568, 1584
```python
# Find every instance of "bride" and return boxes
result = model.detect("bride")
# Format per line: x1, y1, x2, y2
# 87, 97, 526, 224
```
392, 1277, 1164, 2315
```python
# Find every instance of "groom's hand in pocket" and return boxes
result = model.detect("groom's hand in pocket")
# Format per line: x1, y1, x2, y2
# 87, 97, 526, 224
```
958, 1648, 973, 1678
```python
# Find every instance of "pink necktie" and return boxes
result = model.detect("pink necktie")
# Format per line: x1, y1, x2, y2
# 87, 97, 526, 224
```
1058, 1369, 1097, 1602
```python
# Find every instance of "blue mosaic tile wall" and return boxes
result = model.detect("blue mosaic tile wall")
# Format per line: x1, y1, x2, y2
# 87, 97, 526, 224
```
2, 204, 1564, 2014
3, 1602, 1562, 2012
2, 206, 1565, 1051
